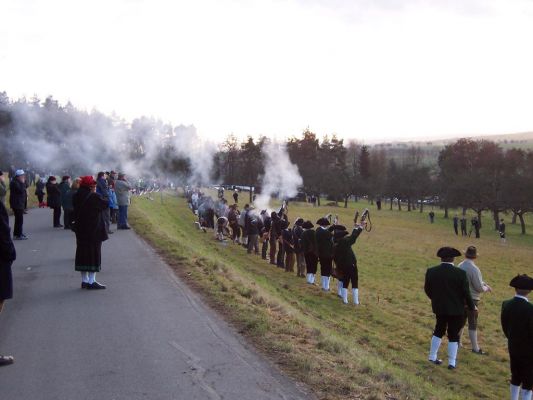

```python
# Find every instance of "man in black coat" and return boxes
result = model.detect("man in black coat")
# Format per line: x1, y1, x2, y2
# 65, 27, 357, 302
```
501, 274, 533, 400
9, 169, 28, 240
316, 217, 334, 291
0, 200, 16, 365
425, 247, 475, 369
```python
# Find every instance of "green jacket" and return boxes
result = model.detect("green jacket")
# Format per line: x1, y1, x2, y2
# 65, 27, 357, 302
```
501, 296, 533, 358
333, 227, 362, 268
301, 229, 317, 255
316, 226, 333, 258
424, 263, 475, 315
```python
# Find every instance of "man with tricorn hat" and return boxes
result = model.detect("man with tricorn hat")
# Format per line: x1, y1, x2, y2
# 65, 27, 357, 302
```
301, 220, 318, 284
501, 274, 533, 400
315, 216, 334, 291
425, 247, 476, 369
332, 219, 367, 305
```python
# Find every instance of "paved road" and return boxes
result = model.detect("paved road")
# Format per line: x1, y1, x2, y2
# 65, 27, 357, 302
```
0, 208, 310, 400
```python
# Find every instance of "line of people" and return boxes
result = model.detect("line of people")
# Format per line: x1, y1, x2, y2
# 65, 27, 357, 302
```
187, 190, 368, 306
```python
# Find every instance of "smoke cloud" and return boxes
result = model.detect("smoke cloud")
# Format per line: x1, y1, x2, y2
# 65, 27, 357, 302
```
254, 142, 303, 211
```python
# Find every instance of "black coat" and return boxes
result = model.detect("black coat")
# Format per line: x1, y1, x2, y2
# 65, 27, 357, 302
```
73, 187, 109, 243
46, 182, 61, 208
301, 229, 317, 255
333, 227, 362, 269
9, 178, 27, 210
316, 226, 334, 258
501, 297, 533, 358
0, 201, 15, 300
424, 263, 475, 315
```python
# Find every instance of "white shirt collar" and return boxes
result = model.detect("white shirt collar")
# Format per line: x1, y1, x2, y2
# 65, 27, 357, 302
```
515, 295, 530, 302
441, 262, 455, 266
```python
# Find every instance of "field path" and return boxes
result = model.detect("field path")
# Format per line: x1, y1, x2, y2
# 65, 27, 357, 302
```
0, 208, 310, 400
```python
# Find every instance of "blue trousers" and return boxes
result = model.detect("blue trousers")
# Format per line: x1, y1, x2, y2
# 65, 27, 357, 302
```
118, 205, 128, 227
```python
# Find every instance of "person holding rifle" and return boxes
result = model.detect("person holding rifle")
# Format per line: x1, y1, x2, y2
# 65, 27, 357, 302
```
333, 216, 367, 305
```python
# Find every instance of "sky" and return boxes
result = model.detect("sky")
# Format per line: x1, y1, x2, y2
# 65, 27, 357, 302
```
1, 0, 533, 143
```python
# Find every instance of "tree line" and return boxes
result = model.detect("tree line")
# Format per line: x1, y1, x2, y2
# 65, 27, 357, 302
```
1, 92, 532, 234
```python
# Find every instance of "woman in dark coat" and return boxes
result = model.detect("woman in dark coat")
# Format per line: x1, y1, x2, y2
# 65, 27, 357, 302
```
0, 200, 16, 365
73, 176, 109, 290
35, 178, 46, 207
46, 176, 62, 228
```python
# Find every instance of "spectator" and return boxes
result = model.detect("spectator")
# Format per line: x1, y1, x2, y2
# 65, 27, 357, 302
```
63, 178, 80, 230
0, 200, 16, 365
0, 172, 6, 205
9, 170, 28, 240
59, 176, 71, 229
35, 178, 46, 208
46, 176, 62, 228
96, 172, 112, 234
115, 173, 132, 230
73, 176, 109, 289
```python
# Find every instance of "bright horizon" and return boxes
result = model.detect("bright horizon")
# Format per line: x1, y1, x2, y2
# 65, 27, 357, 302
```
2, 0, 533, 144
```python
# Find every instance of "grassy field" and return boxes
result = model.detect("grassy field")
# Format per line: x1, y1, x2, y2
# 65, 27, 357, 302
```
129, 192, 533, 400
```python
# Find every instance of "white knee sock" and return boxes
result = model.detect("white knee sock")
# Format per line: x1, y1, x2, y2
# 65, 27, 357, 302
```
352, 288, 359, 305
325, 276, 330, 291
80, 272, 89, 283
521, 389, 533, 400
306, 273, 311, 283
448, 341, 459, 367
468, 329, 479, 352
341, 288, 348, 304
88, 272, 96, 284
429, 336, 442, 361
511, 385, 520, 400
337, 281, 343, 297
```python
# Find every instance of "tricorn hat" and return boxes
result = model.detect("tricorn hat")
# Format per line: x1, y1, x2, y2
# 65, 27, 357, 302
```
316, 217, 330, 226
334, 230, 349, 240
465, 246, 478, 258
295, 217, 304, 226
302, 220, 314, 229
437, 247, 461, 259
510, 274, 533, 290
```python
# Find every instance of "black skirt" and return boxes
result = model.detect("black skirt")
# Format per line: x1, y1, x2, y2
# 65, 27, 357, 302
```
75, 240, 102, 272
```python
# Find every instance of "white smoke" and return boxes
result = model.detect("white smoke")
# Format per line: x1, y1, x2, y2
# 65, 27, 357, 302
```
254, 142, 303, 211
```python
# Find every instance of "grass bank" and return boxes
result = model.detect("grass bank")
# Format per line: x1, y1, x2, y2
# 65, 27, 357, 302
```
130, 192, 531, 400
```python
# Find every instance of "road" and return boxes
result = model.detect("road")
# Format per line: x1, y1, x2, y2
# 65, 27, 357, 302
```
0, 208, 310, 400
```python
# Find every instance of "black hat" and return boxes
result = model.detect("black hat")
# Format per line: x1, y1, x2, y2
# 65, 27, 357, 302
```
316, 217, 330, 226
334, 230, 349, 240
332, 224, 347, 231
510, 274, 533, 290
302, 221, 314, 229
465, 246, 478, 258
295, 218, 304, 226
436, 247, 461, 259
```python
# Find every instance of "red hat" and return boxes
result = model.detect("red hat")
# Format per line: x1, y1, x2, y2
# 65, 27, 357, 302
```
80, 176, 97, 187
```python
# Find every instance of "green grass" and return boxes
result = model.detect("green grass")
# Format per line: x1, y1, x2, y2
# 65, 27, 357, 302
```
129, 192, 531, 400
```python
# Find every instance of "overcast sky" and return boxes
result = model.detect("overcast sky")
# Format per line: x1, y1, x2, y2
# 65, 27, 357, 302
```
1, 0, 533, 143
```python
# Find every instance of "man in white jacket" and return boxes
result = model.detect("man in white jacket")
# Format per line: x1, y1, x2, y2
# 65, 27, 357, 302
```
458, 246, 492, 354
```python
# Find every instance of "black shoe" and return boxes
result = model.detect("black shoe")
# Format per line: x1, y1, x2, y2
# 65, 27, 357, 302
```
429, 359, 443, 365
447, 365, 456, 370
81, 282, 90, 289
54, 224, 63, 228
472, 349, 486, 355
13, 235, 28, 240
107, 231, 114, 234
87, 282, 106, 290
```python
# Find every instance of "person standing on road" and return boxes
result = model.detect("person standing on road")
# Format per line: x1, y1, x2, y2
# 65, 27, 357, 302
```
115, 173, 132, 230
501, 274, 533, 400
59, 176, 71, 229
425, 247, 476, 370
46, 176, 62, 228
0, 171, 7, 205
96, 172, 112, 234
0, 200, 16, 366
35, 178, 46, 208
73, 176, 109, 290
9, 170, 28, 240
458, 246, 492, 355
